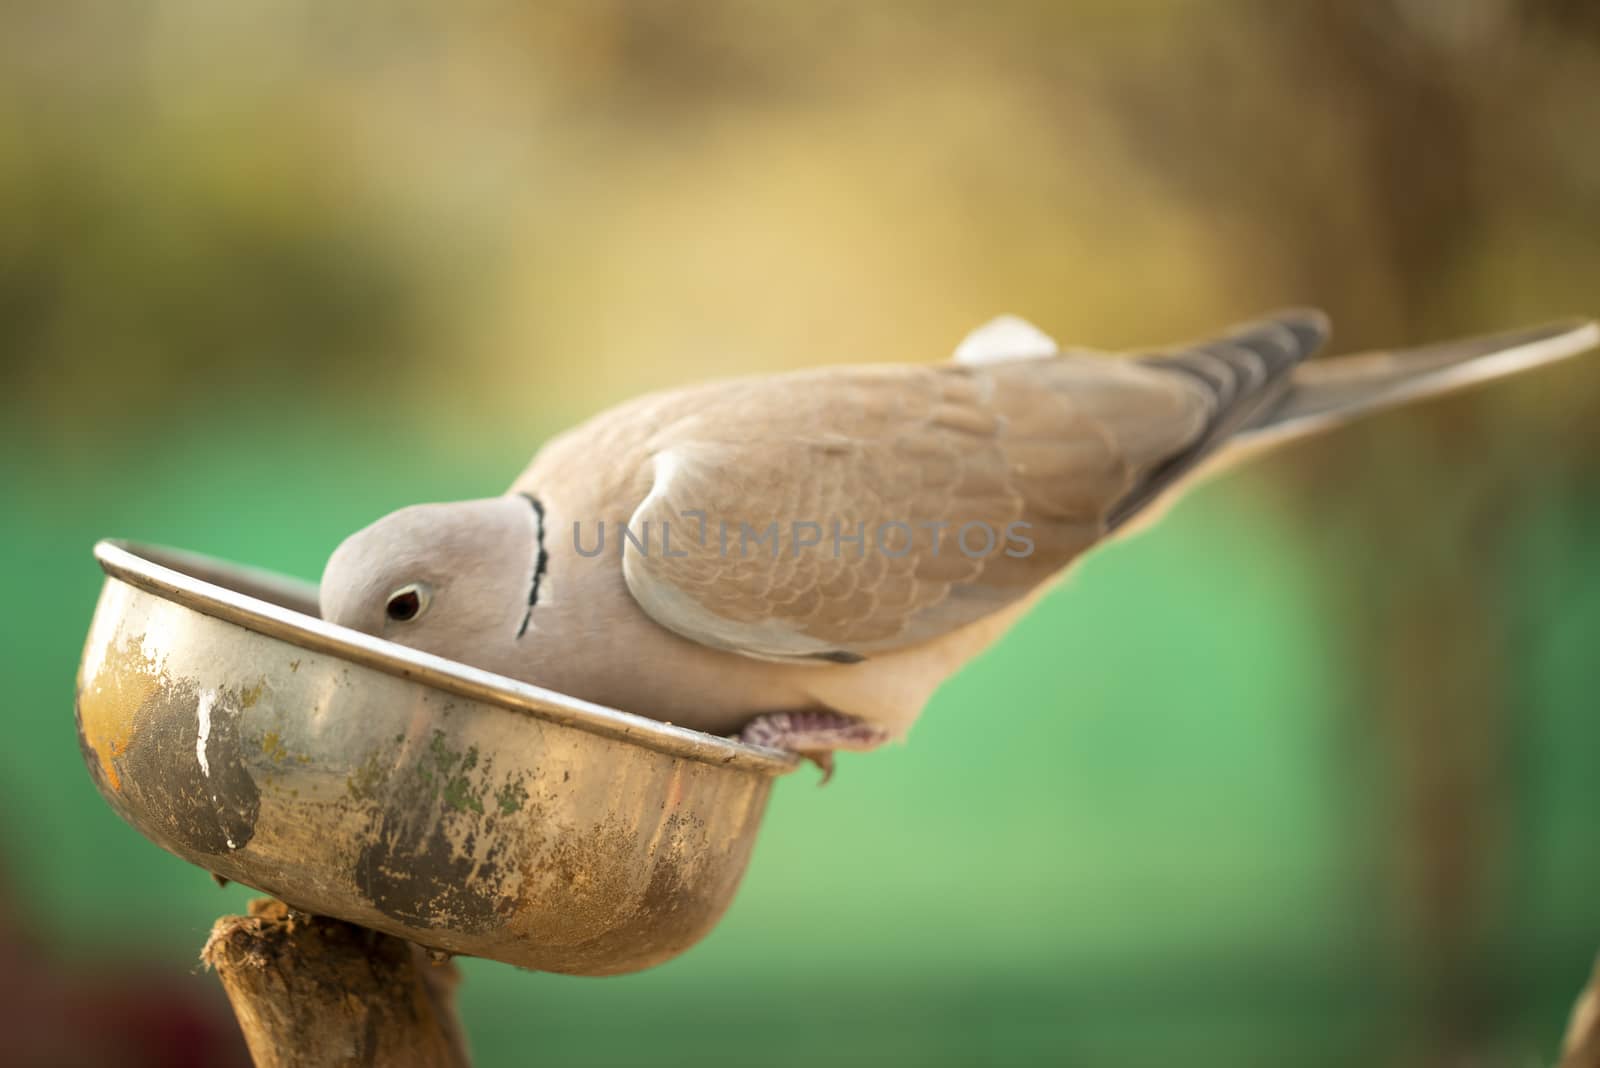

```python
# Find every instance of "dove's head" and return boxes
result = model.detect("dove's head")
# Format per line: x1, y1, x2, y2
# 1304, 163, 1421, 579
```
320, 496, 543, 665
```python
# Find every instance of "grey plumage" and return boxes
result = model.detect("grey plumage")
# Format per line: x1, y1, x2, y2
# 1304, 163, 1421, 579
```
319, 311, 1598, 764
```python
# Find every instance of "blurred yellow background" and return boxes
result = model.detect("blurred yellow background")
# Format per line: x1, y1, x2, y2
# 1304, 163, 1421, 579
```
4, 2, 1600, 1065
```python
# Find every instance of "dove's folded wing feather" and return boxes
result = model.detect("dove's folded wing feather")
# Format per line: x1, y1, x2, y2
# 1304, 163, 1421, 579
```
620, 360, 1212, 662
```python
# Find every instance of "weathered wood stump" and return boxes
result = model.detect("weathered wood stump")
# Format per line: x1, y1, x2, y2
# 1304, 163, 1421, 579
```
201, 899, 470, 1068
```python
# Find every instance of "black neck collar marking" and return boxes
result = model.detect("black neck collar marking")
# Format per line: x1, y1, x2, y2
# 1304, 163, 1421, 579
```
516, 493, 548, 639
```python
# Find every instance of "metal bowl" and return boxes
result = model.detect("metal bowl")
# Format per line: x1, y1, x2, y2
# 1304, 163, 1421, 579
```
75, 541, 797, 976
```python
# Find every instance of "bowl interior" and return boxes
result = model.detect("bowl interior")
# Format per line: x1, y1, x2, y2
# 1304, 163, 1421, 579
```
90, 540, 799, 773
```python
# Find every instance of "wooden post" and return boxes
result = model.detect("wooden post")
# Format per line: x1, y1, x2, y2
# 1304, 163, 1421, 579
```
201, 899, 470, 1068
1561, 954, 1600, 1068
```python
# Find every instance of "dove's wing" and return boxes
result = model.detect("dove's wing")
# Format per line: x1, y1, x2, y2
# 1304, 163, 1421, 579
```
619, 311, 1327, 663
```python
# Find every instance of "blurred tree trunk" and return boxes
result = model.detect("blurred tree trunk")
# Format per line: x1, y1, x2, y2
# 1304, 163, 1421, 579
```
1222, 10, 1505, 1058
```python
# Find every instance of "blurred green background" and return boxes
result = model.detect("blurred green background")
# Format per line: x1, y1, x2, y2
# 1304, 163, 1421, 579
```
4, 2, 1600, 1065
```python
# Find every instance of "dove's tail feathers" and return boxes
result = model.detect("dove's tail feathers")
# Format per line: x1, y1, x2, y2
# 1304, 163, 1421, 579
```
1223, 318, 1600, 462
1107, 308, 1332, 530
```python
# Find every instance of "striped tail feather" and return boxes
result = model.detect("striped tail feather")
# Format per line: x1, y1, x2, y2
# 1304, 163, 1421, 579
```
1108, 308, 1332, 529
1227, 317, 1600, 461
951, 309, 1598, 530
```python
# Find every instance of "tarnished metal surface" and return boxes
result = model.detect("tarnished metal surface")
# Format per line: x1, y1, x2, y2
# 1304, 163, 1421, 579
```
76, 541, 798, 976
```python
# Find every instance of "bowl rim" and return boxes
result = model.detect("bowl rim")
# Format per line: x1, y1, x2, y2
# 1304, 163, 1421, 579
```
94, 539, 799, 776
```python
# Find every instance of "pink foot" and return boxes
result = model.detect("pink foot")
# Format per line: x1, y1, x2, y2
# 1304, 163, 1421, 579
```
736, 711, 891, 784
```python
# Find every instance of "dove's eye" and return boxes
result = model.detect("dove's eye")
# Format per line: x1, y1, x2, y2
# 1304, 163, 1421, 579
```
385, 583, 430, 623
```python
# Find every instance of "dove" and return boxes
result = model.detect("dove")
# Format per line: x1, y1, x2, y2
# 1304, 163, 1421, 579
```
320, 311, 1598, 776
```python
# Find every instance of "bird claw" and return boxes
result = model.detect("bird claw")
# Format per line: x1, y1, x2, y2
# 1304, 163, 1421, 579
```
805, 750, 835, 786
736, 711, 890, 785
